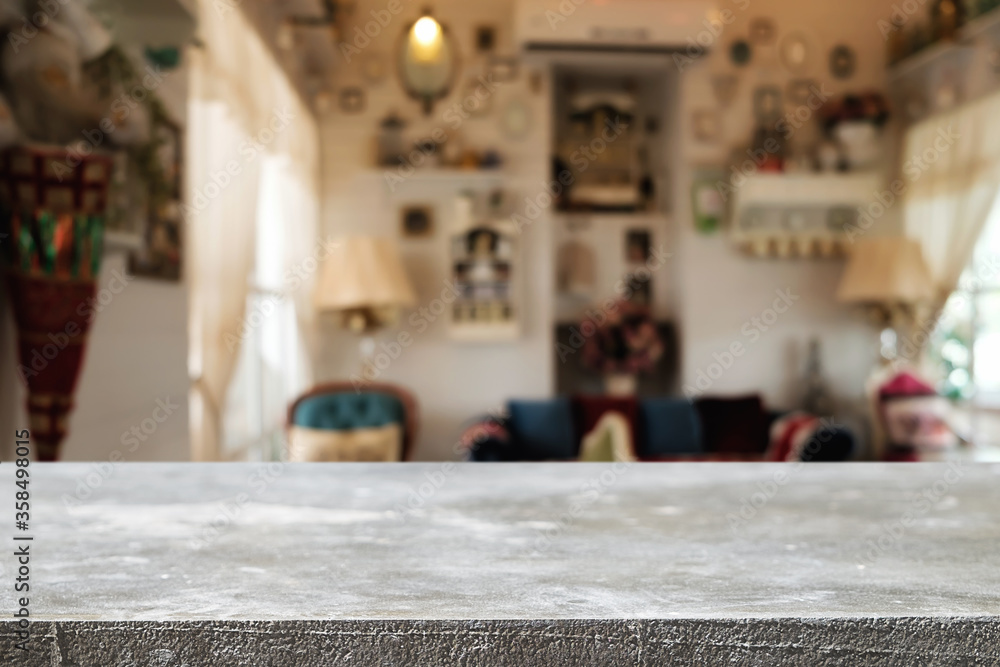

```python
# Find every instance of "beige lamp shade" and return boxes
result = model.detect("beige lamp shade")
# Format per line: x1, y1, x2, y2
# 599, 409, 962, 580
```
836, 237, 935, 305
315, 236, 417, 312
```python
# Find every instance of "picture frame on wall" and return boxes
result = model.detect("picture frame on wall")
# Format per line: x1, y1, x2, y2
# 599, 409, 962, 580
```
692, 109, 721, 143
625, 272, 652, 307
625, 230, 651, 264
475, 25, 497, 53
449, 223, 520, 342
339, 87, 367, 114
155, 120, 183, 200
487, 56, 518, 82
128, 119, 184, 282
787, 79, 818, 106
753, 86, 783, 124
401, 205, 435, 238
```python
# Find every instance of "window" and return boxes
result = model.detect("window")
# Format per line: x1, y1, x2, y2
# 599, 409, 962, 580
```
223, 156, 310, 461
931, 205, 1000, 448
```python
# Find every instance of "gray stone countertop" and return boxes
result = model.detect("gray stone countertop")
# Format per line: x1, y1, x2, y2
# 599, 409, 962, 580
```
3, 462, 997, 622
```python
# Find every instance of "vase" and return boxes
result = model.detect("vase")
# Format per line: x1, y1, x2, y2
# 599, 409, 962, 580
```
833, 121, 881, 170
604, 373, 637, 396
7, 273, 97, 461
1, 145, 112, 460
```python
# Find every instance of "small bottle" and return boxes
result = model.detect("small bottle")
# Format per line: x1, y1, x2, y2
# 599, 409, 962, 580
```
803, 338, 835, 416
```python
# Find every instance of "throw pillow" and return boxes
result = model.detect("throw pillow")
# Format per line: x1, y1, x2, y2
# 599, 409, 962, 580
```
287, 423, 402, 462
507, 398, 577, 460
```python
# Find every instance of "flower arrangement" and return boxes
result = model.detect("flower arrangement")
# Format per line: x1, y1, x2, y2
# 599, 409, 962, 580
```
818, 92, 891, 133
582, 300, 664, 375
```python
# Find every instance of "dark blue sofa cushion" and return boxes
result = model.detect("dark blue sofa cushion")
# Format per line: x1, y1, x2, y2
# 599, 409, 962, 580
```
638, 398, 702, 456
507, 398, 577, 460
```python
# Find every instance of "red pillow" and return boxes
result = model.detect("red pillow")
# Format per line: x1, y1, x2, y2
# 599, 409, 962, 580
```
571, 395, 639, 457
694, 395, 769, 454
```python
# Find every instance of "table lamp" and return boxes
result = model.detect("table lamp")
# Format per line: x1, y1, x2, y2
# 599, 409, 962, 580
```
315, 236, 417, 368
836, 237, 935, 362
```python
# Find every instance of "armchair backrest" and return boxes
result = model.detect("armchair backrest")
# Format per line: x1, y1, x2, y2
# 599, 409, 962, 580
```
287, 382, 419, 461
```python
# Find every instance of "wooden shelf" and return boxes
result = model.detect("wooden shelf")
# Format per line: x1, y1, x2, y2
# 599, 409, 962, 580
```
360, 168, 506, 191
449, 323, 521, 343
732, 172, 882, 208
728, 172, 881, 259
888, 8, 1000, 83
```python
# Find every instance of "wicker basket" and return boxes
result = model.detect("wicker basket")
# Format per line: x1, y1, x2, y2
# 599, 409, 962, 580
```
1, 144, 113, 460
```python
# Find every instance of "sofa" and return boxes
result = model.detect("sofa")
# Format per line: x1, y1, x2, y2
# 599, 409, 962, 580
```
461, 394, 855, 462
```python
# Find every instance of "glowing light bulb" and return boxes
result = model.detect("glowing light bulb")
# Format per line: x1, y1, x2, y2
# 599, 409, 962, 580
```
409, 16, 443, 62
413, 16, 441, 46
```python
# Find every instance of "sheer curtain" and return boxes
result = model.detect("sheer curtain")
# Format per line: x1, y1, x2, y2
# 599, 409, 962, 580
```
903, 90, 1000, 307
187, 0, 319, 461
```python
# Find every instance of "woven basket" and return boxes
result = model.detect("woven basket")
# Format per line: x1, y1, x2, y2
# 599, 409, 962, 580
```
1, 145, 112, 460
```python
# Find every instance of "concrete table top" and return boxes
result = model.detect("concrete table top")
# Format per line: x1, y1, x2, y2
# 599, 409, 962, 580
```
2, 462, 998, 665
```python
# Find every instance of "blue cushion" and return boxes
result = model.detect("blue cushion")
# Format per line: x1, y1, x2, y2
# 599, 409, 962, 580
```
293, 392, 404, 431
638, 398, 702, 456
507, 398, 576, 460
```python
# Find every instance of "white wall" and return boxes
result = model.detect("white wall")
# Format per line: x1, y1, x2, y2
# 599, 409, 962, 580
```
675, 0, 901, 426
318, 0, 553, 460
318, 0, 902, 459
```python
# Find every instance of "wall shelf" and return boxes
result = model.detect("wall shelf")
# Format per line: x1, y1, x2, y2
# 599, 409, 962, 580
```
360, 168, 506, 193
888, 8, 1000, 84
90, 0, 196, 45
732, 172, 882, 208
729, 172, 882, 259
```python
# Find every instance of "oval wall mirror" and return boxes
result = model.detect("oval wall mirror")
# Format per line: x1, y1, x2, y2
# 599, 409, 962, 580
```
398, 13, 459, 115
779, 31, 812, 74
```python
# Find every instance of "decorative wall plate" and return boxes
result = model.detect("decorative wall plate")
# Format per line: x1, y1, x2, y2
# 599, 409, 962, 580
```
462, 78, 493, 117
753, 86, 782, 124
488, 56, 518, 82
749, 18, 776, 45
787, 79, 817, 105
361, 53, 388, 84
500, 99, 531, 140
730, 40, 752, 66
712, 74, 739, 107
779, 31, 812, 74
339, 87, 366, 114
692, 109, 721, 143
829, 45, 856, 79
